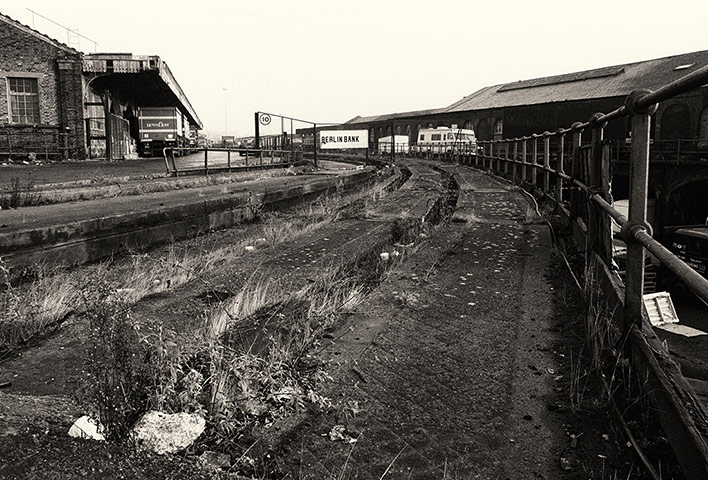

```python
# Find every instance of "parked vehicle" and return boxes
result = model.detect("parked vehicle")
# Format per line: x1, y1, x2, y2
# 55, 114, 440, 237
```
413, 126, 477, 154
138, 106, 188, 157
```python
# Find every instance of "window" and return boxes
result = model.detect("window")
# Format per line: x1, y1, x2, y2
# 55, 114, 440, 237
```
447, 133, 454, 140
8, 77, 40, 124
420, 134, 425, 141
493, 119, 503, 135
432, 134, 442, 141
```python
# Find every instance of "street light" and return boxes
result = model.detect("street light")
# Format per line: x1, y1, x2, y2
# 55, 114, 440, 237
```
223, 88, 228, 135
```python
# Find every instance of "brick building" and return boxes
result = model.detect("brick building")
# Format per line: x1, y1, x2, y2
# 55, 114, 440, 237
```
0, 14, 84, 160
0, 13, 201, 161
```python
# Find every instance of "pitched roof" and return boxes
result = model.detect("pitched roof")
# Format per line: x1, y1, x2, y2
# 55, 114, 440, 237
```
445, 50, 708, 112
344, 107, 447, 125
0, 13, 79, 56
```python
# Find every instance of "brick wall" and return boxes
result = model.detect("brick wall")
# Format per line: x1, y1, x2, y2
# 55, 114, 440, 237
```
0, 18, 85, 160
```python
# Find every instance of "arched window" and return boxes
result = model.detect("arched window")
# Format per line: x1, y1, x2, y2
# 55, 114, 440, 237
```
699, 106, 708, 142
395, 125, 402, 135
477, 119, 491, 141
660, 103, 689, 141
463, 120, 475, 131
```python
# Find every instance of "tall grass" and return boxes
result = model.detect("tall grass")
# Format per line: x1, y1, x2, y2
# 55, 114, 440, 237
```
0, 262, 78, 355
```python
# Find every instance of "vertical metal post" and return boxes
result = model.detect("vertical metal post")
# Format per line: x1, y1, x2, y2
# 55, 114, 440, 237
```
504, 141, 510, 175
556, 131, 565, 205
522, 139, 528, 184
391, 121, 395, 162
624, 91, 657, 334
254, 112, 260, 150
204, 148, 208, 174
570, 124, 583, 221
512, 140, 518, 182
531, 136, 538, 188
589, 113, 607, 259
313, 123, 318, 168
543, 133, 551, 195
227, 150, 231, 171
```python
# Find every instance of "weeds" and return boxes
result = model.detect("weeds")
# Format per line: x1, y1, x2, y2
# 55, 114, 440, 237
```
0, 261, 78, 355
81, 279, 147, 441
0, 174, 42, 209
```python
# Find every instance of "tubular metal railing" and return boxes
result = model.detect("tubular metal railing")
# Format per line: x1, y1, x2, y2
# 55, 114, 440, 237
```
456, 64, 708, 479
162, 147, 304, 176
470, 65, 708, 315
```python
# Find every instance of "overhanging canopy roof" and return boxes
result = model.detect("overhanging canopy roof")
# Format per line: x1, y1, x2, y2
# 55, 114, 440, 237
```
83, 54, 202, 128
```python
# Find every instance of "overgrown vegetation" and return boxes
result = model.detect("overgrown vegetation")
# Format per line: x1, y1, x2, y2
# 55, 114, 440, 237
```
550, 222, 681, 478
73, 227, 411, 476
0, 174, 42, 209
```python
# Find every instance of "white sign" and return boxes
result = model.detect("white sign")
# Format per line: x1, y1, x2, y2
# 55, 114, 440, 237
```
319, 130, 368, 149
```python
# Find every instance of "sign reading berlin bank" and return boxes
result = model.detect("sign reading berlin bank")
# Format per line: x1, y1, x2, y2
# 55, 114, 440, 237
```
319, 130, 368, 150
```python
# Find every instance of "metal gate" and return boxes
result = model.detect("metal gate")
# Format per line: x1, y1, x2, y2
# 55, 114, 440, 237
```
109, 114, 130, 160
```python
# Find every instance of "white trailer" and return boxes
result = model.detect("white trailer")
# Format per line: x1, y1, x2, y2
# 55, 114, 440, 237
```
378, 135, 409, 153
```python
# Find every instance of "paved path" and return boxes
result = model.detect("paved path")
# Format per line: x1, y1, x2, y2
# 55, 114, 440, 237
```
268, 165, 575, 478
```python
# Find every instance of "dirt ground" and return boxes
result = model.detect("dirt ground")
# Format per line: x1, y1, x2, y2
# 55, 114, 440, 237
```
0, 161, 673, 479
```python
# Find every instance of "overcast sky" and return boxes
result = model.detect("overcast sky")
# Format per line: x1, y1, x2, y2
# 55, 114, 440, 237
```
2, 1, 706, 138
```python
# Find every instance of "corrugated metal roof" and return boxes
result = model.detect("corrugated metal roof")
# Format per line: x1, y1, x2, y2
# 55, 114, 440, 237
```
445, 51, 708, 112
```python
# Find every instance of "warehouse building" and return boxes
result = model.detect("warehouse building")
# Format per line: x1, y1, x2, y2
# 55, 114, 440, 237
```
0, 13, 201, 161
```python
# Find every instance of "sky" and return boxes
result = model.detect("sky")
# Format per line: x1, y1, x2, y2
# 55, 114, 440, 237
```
1, 0, 706, 139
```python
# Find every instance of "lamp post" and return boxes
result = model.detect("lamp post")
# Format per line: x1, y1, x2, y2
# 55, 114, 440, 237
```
222, 88, 228, 135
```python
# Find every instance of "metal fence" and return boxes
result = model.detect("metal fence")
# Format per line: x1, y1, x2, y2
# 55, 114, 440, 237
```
0, 126, 72, 161
458, 65, 708, 479
162, 147, 304, 176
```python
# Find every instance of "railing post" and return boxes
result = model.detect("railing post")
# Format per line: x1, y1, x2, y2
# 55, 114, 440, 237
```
556, 129, 565, 206
512, 139, 518, 182
522, 138, 528, 184
588, 113, 610, 262
531, 135, 539, 188
570, 123, 583, 222
624, 91, 657, 335
504, 141, 510, 175
204, 148, 209, 175
543, 132, 551, 195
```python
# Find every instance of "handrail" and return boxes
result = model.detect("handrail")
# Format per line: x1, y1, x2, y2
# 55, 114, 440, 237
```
449, 63, 708, 480
468, 64, 708, 306
162, 146, 303, 176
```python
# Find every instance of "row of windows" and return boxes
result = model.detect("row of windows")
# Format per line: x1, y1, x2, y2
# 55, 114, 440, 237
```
6, 77, 40, 124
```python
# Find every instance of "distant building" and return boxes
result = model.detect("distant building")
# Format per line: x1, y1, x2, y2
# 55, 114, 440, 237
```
344, 50, 708, 239
0, 13, 202, 161
345, 50, 708, 151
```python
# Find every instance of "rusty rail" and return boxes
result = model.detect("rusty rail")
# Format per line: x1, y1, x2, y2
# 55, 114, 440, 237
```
464, 66, 708, 480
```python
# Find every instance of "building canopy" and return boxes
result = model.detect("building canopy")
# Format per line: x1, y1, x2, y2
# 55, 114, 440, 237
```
83, 54, 202, 128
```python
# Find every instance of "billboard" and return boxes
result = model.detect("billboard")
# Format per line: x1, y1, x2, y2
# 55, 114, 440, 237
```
319, 130, 368, 150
